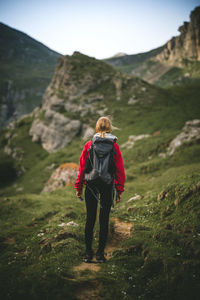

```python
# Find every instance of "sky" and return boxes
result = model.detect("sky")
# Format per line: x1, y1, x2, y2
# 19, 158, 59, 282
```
0, 0, 199, 59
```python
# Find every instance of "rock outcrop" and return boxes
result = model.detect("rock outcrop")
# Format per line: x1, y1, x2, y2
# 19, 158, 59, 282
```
29, 110, 82, 152
105, 6, 200, 87
43, 163, 79, 192
167, 119, 200, 155
159, 119, 200, 157
29, 52, 114, 152
29, 51, 150, 152
155, 6, 200, 65
121, 134, 151, 149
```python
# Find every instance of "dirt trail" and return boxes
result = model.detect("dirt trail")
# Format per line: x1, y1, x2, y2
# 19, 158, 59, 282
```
74, 218, 133, 299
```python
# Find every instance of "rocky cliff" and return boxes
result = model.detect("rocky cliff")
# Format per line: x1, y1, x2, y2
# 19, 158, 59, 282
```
106, 6, 200, 86
155, 6, 200, 65
0, 23, 60, 128
29, 51, 151, 152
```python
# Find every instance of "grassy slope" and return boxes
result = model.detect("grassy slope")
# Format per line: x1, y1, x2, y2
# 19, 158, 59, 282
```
105, 49, 200, 88
0, 81, 200, 299
104, 46, 164, 73
154, 61, 200, 87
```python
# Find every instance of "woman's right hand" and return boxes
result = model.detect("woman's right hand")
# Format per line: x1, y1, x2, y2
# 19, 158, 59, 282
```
116, 193, 122, 203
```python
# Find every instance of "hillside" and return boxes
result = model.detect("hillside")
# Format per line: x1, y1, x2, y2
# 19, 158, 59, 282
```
105, 6, 200, 87
0, 22, 61, 127
104, 45, 164, 74
0, 51, 200, 299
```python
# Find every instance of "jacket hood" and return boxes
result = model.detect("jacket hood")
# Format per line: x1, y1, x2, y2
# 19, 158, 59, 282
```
93, 132, 118, 141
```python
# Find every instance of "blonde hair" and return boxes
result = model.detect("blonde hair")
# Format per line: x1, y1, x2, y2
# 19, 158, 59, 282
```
96, 116, 118, 138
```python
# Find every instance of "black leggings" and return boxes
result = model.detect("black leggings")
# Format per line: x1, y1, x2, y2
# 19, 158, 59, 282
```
84, 179, 113, 253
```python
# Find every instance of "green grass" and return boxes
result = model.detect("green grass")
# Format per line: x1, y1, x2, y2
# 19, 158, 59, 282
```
155, 61, 200, 87
105, 47, 200, 88
0, 53, 200, 299
1, 163, 200, 299
104, 45, 164, 74
95, 170, 200, 300
0, 188, 84, 300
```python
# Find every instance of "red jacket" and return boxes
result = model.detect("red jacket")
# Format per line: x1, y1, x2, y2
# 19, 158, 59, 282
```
74, 139, 126, 194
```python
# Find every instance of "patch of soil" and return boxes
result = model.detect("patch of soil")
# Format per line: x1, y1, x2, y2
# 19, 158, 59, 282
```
75, 280, 103, 300
111, 217, 133, 238
74, 262, 101, 274
73, 218, 133, 299
4, 237, 16, 244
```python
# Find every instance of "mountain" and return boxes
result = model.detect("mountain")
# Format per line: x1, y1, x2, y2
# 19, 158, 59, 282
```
28, 51, 153, 153
0, 22, 61, 127
105, 6, 200, 87
104, 45, 164, 72
111, 52, 127, 58
0, 50, 200, 299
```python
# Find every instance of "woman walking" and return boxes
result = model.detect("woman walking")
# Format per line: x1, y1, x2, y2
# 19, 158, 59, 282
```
75, 116, 125, 263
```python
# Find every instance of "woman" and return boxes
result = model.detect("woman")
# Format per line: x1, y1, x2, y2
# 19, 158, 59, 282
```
75, 116, 125, 263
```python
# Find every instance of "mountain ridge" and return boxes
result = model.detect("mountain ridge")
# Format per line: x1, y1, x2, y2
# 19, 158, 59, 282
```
105, 6, 200, 87
0, 22, 60, 61
0, 22, 61, 128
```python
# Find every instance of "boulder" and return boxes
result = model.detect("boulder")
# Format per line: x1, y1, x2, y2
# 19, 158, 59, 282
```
42, 163, 79, 192
127, 195, 142, 202
155, 7, 200, 64
29, 110, 81, 152
128, 96, 138, 105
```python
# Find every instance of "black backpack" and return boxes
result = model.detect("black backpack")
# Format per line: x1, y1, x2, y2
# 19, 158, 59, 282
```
84, 136, 116, 184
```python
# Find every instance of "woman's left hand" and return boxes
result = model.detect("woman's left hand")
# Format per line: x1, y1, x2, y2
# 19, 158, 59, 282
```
116, 193, 122, 203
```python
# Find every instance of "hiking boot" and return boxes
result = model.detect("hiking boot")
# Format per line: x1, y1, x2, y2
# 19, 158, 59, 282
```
83, 250, 93, 263
96, 251, 107, 263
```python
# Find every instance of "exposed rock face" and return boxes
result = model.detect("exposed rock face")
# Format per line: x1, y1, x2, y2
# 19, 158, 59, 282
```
155, 6, 200, 65
121, 134, 151, 149
29, 52, 116, 152
43, 163, 79, 192
29, 51, 150, 152
105, 6, 200, 87
30, 110, 81, 152
158, 119, 200, 158
128, 95, 138, 105
132, 6, 200, 85
167, 119, 200, 155
42, 52, 115, 113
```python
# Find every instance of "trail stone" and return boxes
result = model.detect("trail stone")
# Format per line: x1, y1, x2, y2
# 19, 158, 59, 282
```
43, 163, 78, 192
127, 194, 142, 202
66, 221, 79, 227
